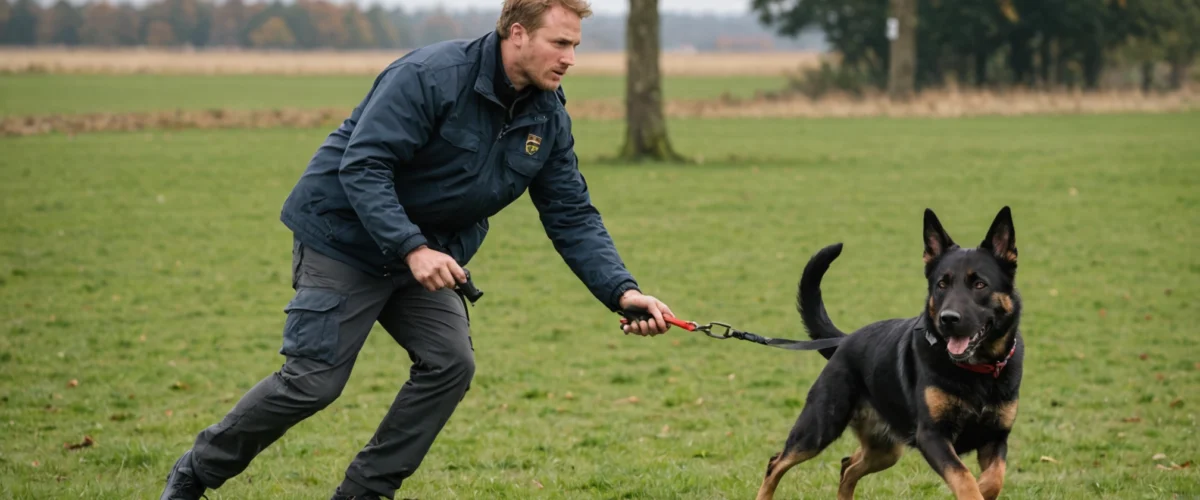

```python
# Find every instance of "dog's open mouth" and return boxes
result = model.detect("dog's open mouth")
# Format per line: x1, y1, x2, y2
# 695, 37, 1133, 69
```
946, 320, 991, 360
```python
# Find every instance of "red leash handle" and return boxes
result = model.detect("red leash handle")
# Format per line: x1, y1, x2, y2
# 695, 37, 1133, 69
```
620, 315, 697, 331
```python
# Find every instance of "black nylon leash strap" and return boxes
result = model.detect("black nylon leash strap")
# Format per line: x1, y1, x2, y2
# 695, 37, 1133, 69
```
728, 331, 845, 351
618, 308, 844, 351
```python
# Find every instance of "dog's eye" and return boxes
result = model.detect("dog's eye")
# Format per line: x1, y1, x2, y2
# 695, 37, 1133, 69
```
937, 280, 947, 289
974, 281, 987, 289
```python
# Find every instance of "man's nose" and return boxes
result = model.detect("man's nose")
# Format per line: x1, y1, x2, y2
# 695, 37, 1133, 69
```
562, 48, 576, 67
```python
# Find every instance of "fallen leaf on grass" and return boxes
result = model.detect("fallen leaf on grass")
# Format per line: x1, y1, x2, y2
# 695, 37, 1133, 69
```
1040, 456, 1059, 463
164, 410, 174, 417
564, 391, 574, 400
1157, 461, 1192, 471
1169, 398, 1184, 408
31, 461, 39, 467
1139, 353, 1149, 360
67, 379, 78, 388
1121, 416, 1141, 423
1153, 453, 1168, 460
1098, 309, 1107, 318
64, 435, 95, 450
532, 479, 544, 489
1156, 373, 1165, 381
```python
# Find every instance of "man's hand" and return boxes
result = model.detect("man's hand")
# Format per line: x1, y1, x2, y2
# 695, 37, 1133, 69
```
405, 245, 467, 292
619, 289, 674, 336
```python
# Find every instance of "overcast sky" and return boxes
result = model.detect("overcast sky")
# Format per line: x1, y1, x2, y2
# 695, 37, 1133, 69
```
397, 0, 753, 15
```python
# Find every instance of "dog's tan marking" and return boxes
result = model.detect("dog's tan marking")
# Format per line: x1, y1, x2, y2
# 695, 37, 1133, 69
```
756, 449, 816, 500
924, 386, 962, 423
1002, 249, 1018, 263
992, 292, 1013, 313
928, 296, 937, 324
942, 465, 986, 500
983, 327, 1013, 359
838, 442, 903, 499
994, 399, 1018, 430
977, 443, 1007, 500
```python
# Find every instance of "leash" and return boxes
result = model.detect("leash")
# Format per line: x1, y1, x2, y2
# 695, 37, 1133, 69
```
618, 310, 843, 351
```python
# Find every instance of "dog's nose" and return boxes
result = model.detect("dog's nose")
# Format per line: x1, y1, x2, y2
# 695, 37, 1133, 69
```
939, 310, 961, 325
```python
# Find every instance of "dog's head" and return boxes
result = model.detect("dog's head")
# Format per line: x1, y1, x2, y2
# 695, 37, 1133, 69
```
922, 206, 1020, 364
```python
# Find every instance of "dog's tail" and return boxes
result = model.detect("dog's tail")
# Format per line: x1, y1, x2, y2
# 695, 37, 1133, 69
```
798, 243, 847, 360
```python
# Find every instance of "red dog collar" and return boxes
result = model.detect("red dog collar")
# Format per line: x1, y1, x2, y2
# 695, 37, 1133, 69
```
955, 344, 1017, 378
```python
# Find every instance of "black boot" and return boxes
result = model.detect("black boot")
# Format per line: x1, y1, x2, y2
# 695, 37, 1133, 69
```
159, 451, 208, 500
330, 481, 382, 499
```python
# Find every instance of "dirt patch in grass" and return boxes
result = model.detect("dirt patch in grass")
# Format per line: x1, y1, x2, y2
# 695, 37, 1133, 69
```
0, 48, 822, 77
1, 107, 348, 136
5, 88, 1196, 137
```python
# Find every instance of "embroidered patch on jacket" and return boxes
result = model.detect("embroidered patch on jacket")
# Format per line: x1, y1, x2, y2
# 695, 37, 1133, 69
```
525, 134, 542, 155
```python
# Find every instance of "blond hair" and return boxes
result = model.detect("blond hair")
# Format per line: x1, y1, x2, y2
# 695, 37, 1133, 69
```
496, 0, 593, 38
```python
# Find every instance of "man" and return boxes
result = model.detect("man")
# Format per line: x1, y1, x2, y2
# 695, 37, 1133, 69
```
159, 1, 676, 499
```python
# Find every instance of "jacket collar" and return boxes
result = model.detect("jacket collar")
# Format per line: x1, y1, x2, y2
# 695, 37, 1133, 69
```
473, 30, 564, 114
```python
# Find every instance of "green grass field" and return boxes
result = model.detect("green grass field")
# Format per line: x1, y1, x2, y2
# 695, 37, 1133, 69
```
1, 112, 1198, 499
0, 74, 785, 117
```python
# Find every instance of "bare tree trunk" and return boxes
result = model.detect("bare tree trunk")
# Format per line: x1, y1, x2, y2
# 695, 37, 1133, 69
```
619, 0, 684, 162
1141, 60, 1155, 94
887, 0, 917, 101
1168, 50, 1193, 91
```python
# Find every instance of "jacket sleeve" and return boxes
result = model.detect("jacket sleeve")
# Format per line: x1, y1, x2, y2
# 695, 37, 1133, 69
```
528, 115, 639, 311
337, 63, 436, 262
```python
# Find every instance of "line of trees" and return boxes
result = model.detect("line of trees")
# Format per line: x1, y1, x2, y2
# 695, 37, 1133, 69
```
0, 0, 448, 49
753, 0, 1200, 92
0, 0, 830, 52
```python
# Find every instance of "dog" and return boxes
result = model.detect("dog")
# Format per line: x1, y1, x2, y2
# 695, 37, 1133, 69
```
756, 206, 1023, 500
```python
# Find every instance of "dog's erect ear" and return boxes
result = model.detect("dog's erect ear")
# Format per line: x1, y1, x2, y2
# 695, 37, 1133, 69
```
980, 206, 1017, 266
923, 208, 956, 265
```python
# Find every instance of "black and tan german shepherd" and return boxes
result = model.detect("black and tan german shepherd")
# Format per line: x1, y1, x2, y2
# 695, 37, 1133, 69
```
756, 207, 1023, 500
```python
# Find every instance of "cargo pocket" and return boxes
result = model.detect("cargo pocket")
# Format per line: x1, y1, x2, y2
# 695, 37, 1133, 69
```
280, 287, 344, 365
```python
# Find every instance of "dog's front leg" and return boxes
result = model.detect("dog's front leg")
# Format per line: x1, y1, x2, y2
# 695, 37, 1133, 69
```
976, 438, 1008, 500
916, 427, 985, 500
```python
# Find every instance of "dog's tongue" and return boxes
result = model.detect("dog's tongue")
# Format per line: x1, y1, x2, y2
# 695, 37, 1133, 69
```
946, 336, 971, 356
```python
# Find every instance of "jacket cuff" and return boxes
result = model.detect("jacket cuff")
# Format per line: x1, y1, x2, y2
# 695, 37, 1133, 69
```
607, 279, 640, 312
391, 233, 430, 262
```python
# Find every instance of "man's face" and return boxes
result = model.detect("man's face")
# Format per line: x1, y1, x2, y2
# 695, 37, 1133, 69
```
512, 5, 581, 91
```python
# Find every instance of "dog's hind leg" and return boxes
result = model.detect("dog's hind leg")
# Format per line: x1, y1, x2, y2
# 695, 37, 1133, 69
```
837, 436, 903, 499
755, 367, 858, 500
836, 405, 904, 499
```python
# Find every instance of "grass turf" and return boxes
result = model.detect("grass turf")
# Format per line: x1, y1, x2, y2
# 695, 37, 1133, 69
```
0, 112, 1197, 498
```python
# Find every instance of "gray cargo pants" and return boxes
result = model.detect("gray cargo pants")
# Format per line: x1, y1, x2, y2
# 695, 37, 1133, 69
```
187, 238, 474, 498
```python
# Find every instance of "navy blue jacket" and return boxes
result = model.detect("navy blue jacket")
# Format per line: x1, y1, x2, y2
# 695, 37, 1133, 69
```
280, 31, 639, 311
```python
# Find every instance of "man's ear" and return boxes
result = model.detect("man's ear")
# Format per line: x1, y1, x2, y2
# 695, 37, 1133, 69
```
980, 206, 1017, 267
923, 208, 956, 266
509, 23, 527, 46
